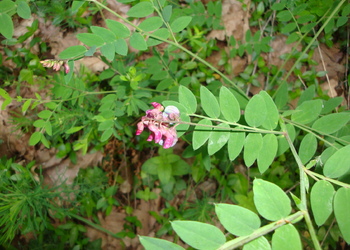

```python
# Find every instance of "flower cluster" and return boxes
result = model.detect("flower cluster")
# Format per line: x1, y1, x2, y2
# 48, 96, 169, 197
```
40, 59, 70, 74
136, 102, 180, 149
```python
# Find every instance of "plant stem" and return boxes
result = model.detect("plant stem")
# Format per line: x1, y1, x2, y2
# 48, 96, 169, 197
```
217, 211, 305, 250
304, 168, 350, 188
67, 212, 122, 239
304, 212, 322, 250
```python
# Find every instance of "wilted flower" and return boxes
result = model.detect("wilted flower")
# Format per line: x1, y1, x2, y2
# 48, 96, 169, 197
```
136, 102, 180, 149
40, 59, 70, 74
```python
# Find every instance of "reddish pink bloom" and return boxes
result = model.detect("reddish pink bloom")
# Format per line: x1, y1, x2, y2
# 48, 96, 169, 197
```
136, 103, 180, 149
40, 59, 70, 74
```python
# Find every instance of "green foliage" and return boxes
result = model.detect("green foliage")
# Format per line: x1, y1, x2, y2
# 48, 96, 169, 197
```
1, 0, 349, 248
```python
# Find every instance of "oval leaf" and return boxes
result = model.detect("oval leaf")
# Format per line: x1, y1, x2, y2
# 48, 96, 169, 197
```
139, 236, 185, 250
272, 224, 302, 250
170, 16, 192, 33
253, 179, 291, 221
245, 94, 266, 127
59, 45, 87, 59
178, 85, 197, 114
244, 133, 263, 167
310, 180, 335, 226
127, 2, 154, 18
323, 144, 350, 178
17, 1, 31, 19
312, 113, 350, 135
260, 91, 279, 130
193, 119, 212, 150
29, 132, 42, 146
139, 16, 163, 31
171, 221, 226, 250
215, 204, 260, 236
200, 86, 220, 118
228, 131, 245, 161
298, 133, 317, 165
106, 19, 130, 38
219, 86, 240, 123
77, 33, 105, 47
130, 32, 148, 51
208, 123, 230, 155
291, 99, 323, 124
114, 39, 128, 56
0, 13, 14, 39
334, 187, 350, 244
257, 134, 278, 173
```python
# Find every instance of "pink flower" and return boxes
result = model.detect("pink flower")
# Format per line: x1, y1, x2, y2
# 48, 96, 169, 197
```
136, 103, 180, 149
40, 59, 70, 74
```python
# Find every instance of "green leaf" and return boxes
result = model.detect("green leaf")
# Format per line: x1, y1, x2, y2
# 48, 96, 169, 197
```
274, 81, 288, 109
298, 133, 317, 165
200, 86, 220, 118
208, 123, 230, 155
245, 94, 266, 127
228, 131, 245, 161
22, 99, 31, 113
147, 28, 169, 46
66, 126, 84, 134
170, 16, 192, 33
17, 1, 31, 19
291, 99, 323, 124
257, 134, 278, 173
323, 144, 350, 178
277, 10, 293, 22
272, 224, 302, 250
286, 32, 300, 44
260, 91, 279, 130
90, 26, 116, 42
281, 22, 297, 34
253, 179, 291, 221
312, 113, 350, 135
139, 236, 185, 250
33, 119, 46, 128
298, 85, 315, 106
45, 122, 52, 136
77, 33, 105, 47
101, 128, 113, 142
244, 133, 263, 167
157, 159, 172, 184
29, 132, 42, 146
243, 236, 271, 250
219, 86, 240, 123
215, 204, 260, 236
178, 85, 197, 114
101, 43, 115, 61
127, 2, 154, 18
38, 110, 52, 119
139, 16, 163, 31
105, 19, 130, 38
114, 39, 128, 56
171, 221, 226, 250
321, 97, 343, 114
130, 32, 148, 51
334, 187, 350, 244
162, 5, 172, 22
310, 180, 335, 226
193, 119, 212, 150
0, 13, 14, 39
59, 45, 87, 59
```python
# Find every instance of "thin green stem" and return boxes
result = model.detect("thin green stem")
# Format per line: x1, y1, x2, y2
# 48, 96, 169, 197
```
67, 212, 122, 239
189, 114, 284, 135
304, 212, 322, 250
304, 168, 350, 188
217, 211, 305, 250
